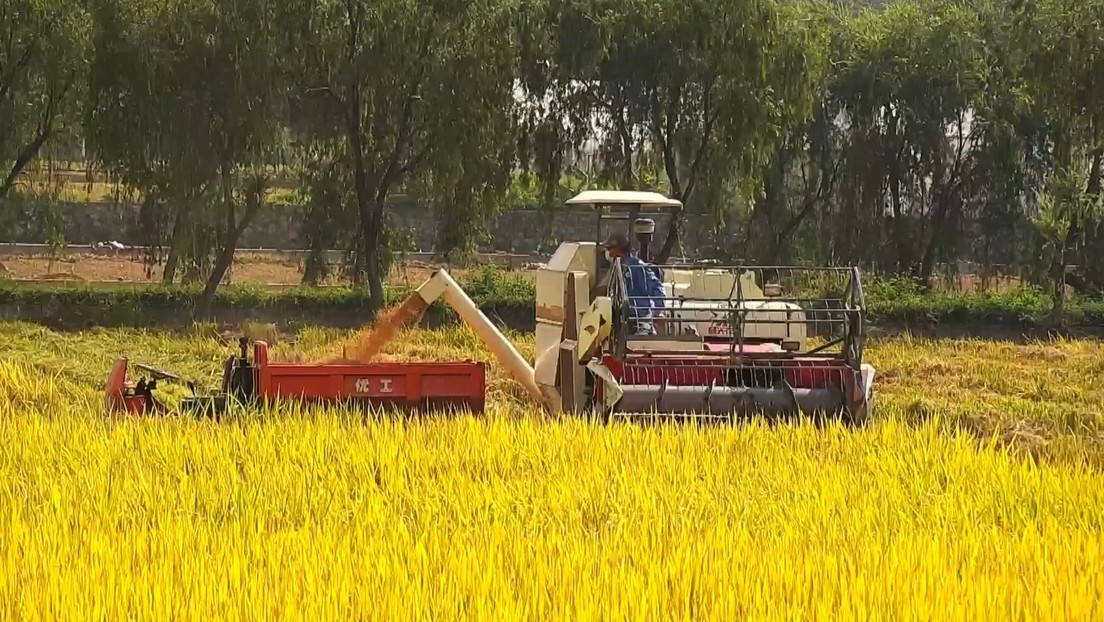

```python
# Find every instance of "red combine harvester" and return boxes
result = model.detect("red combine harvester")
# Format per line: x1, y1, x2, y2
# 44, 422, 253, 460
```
526, 191, 877, 424
105, 337, 486, 416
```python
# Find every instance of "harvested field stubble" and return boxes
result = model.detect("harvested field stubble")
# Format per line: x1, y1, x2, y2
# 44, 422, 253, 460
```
0, 322, 1103, 619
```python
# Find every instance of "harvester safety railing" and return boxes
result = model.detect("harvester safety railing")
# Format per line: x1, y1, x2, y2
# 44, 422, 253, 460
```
606, 262, 865, 366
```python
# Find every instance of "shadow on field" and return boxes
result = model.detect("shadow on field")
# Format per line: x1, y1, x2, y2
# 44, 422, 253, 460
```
901, 399, 1104, 472
867, 320, 1104, 344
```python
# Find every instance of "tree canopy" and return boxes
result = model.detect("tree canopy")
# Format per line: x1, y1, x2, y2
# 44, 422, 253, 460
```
0, 0, 89, 198
2, 0, 1104, 311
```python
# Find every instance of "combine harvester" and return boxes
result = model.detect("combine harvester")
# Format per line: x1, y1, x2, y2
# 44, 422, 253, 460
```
105, 191, 875, 424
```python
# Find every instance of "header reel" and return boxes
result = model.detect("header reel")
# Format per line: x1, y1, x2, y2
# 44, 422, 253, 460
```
590, 261, 873, 424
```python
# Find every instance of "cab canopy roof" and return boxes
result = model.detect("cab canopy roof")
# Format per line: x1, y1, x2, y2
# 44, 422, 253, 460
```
564, 190, 682, 209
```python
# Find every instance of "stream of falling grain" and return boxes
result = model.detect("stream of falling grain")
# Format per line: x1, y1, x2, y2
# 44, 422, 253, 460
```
313, 294, 430, 364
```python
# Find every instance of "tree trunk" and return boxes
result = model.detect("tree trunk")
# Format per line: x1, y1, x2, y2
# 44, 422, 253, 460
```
354, 174, 375, 296
364, 178, 395, 307
0, 126, 52, 199
615, 103, 633, 188
1086, 148, 1103, 200
364, 195, 387, 307
1047, 244, 1069, 328
654, 215, 681, 263
197, 210, 261, 320
918, 194, 954, 288
302, 243, 328, 285
889, 160, 910, 274
345, 85, 383, 307
762, 149, 790, 263
162, 210, 185, 284
884, 111, 912, 275
0, 83, 67, 199
364, 244, 384, 305
197, 240, 237, 321
653, 150, 683, 263
196, 165, 263, 320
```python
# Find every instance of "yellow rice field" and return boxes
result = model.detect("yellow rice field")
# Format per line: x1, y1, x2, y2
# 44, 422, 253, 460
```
1, 321, 1103, 620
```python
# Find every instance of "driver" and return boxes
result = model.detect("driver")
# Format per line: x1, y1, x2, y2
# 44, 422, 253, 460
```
601, 232, 667, 335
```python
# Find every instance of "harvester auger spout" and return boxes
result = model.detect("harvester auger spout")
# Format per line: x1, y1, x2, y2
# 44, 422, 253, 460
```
408, 266, 625, 418
410, 268, 563, 412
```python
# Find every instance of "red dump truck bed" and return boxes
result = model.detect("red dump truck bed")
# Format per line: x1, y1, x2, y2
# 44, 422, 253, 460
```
251, 341, 487, 413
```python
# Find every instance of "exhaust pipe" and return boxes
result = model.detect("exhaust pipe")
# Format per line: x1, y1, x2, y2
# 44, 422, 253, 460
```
633, 218, 655, 262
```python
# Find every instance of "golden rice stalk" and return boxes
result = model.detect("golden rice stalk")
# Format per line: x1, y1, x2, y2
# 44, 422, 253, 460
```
0, 323, 1102, 619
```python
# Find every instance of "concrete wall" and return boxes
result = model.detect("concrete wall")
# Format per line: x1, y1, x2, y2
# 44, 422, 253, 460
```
0, 198, 736, 258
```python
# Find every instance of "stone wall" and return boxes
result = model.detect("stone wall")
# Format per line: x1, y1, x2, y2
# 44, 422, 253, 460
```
0, 197, 734, 257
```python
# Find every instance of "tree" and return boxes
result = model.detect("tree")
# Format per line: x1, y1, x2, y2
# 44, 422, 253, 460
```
86, 0, 288, 317
823, 0, 989, 281
282, 0, 521, 305
741, 0, 841, 264
520, 0, 802, 262
1013, 0, 1104, 313
0, 0, 89, 199
1032, 163, 1101, 321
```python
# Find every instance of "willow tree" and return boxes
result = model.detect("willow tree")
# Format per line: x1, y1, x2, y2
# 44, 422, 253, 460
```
282, 0, 521, 305
518, 0, 810, 262
824, 0, 990, 280
740, 0, 841, 264
0, 0, 89, 199
86, 0, 287, 317
1014, 0, 1104, 307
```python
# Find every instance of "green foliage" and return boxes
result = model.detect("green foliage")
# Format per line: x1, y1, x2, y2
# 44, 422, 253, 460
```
86, 0, 289, 291
2, 275, 1103, 331
6, 0, 1104, 321
516, 0, 805, 259
281, 0, 522, 299
1033, 164, 1102, 246
0, 0, 90, 199
864, 280, 1051, 324
1012, 0, 1104, 309
455, 265, 535, 304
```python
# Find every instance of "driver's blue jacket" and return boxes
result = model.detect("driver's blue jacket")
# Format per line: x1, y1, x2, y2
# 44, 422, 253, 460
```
620, 254, 667, 317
